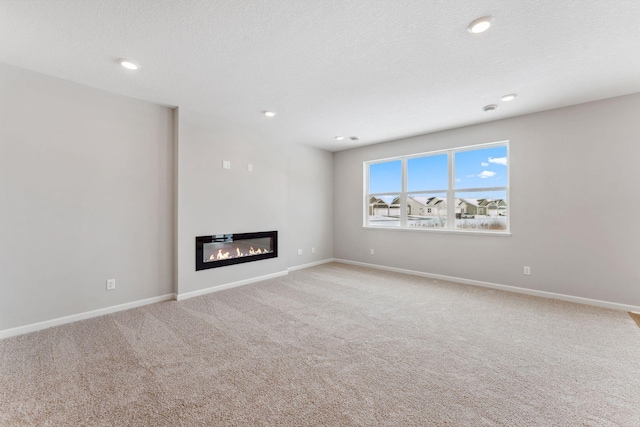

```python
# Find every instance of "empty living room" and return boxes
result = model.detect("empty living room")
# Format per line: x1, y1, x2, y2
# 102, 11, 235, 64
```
1, 1, 639, 426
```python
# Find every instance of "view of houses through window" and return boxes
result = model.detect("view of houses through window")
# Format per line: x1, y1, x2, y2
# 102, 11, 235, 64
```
365, 142, 509, 232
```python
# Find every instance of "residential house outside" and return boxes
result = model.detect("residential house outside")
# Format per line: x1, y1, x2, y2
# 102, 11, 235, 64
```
406, 196, 446, 217
369, 196, 507, 230
456, 198, 507, 217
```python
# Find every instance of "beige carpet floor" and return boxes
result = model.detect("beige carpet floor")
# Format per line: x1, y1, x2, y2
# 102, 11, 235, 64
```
1, 262, 639, 426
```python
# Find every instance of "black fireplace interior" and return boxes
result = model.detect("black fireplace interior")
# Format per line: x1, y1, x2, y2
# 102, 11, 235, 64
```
195, 231, 278, 271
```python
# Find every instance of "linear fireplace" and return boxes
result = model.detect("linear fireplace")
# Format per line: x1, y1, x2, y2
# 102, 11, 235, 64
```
195, 231, 278, 271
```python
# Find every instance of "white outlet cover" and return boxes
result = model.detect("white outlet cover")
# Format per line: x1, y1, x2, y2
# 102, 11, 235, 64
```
248, 164, 253, 172
370, 249, 375, 255
223, 160, 231, 169
106, 279, 116, 290
297, 249, 303, 255
311, 247, 315, 253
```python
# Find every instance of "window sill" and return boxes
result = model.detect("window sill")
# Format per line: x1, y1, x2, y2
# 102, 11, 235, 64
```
362, 225, 511, 237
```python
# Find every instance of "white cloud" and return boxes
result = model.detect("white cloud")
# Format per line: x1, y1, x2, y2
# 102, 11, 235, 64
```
465, 174, 475, 178
488, 157, 507, 166
481, 162, 489, 167
478, 170, 496, 179
455, 178, 462, 183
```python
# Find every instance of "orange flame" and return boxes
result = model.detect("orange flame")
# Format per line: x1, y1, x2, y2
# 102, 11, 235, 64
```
209, 246, 271, 261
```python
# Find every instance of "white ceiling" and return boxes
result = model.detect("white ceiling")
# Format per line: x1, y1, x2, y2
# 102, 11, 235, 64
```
1, 0, 639, 152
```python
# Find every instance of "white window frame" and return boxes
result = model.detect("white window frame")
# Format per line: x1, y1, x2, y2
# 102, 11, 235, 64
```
363, 141, 510, 235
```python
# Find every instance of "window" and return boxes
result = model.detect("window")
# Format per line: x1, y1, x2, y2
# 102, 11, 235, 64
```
367, 160, 402, 227
365, 142, 509, 233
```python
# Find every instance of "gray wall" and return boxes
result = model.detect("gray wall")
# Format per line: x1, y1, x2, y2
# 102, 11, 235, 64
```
0, 63, 335, 332
0, 63, 175, 330
286, 143, 334, 267
176, 108, 333, 295
333, 93, 640, 307
7, 54, 637, 331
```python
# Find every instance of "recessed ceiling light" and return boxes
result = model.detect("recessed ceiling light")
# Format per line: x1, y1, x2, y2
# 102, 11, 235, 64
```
119, 59, 139, 70
500, 93, 517, 102
263, 111, 276, 117
483, 104, 497, 112
467, 16, 494, 34
350, 136, 359, 141
335, 136, 345, 141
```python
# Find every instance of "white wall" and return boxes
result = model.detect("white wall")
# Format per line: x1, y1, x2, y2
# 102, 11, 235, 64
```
176, 108, 287, 294
176, 108, 333, 296
0, 63, 175, 330
0, 62, 334, 334
14, 52, 636, 331
333, 93, 640, 307
286, 143, 333, 266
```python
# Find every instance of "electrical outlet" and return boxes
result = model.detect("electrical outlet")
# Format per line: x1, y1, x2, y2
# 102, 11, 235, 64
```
311, 247, 315, 254
248, 164, 253, 172
106, 279, 116, 290
297, 249, 303, 255
370, 248, 375, 255
223, 160, 231, 169
523, 266, 531, 275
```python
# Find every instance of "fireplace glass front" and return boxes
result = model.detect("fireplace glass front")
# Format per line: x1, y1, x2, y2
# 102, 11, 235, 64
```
195, 231, 278, 271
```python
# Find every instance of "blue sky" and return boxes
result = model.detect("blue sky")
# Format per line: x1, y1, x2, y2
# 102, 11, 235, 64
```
455, 146, 507, 189
369, 146, 507, 194
408, 154, 448, 191
369, 160, 402, 193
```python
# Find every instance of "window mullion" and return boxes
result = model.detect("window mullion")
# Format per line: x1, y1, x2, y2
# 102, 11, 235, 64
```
400, 157, 407, 228
447, 151, 454, 229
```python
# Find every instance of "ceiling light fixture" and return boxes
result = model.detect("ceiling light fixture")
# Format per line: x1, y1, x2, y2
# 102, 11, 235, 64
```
334, 136, 345, 141
467, 16, 494, 34
500, 93, 517, 102
263, 111, 276, 117
119, 59, 139, 70
483, 104, 497, 112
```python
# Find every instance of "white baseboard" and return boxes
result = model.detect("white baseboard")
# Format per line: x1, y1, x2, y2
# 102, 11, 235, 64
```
178, 259, 337, 300
334, 259, 640, 313
0, 262, 326, 340
287, 258, 335, 272
5, 260, 635, 341
0, 293, 176, 340
176, 270, 289, 301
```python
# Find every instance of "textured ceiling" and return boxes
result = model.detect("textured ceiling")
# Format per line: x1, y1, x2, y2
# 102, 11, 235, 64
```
1, 0, 639, 151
